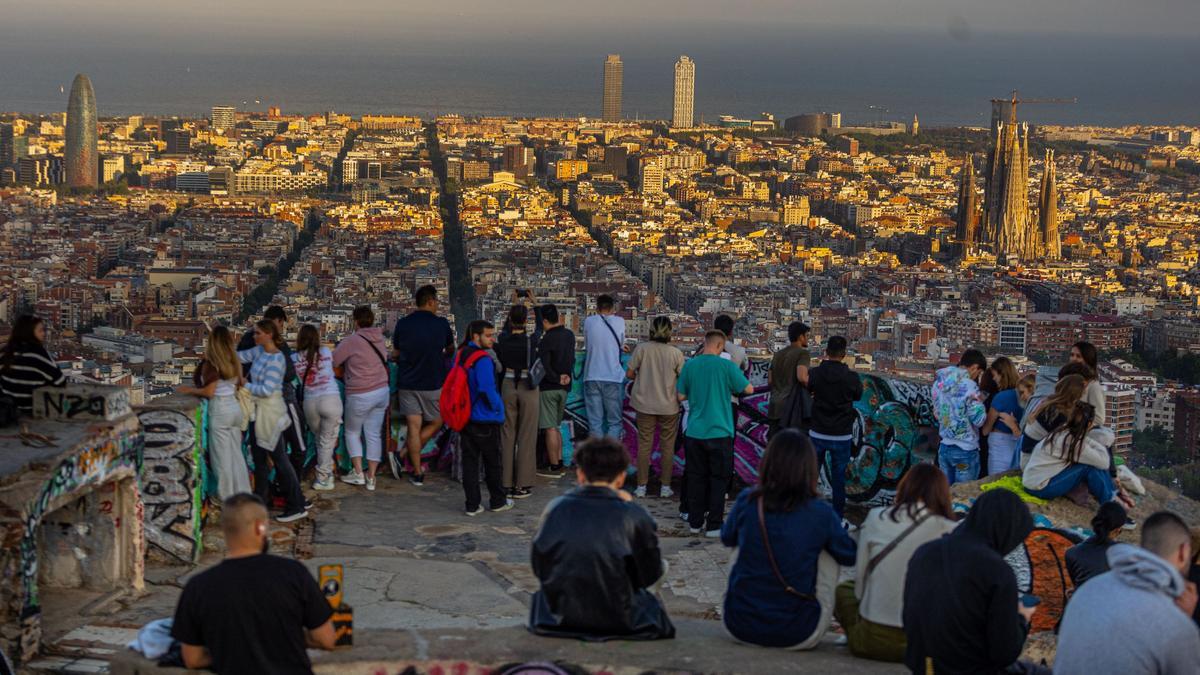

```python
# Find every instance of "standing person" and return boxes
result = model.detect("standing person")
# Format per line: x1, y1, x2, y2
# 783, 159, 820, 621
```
807, 336, 864, 520
930, 348, 988, 485
332, 306, 391, 492
1065, 501, 1129, 587
626, 316, 685, 498
1056, 511, 1200, 674
1022, 401, 1134, 509
239, 306, 307, 482
528, 437, 674, 641
720, 430, 857, 649
903, 489, 1038, 674
293, 325, 343, 492
834, 464, 958, 662
713, 314, 749, 372
581, 294, 626, 440
392, 285, 455, 486
238, 320, 308, 522
178, 325, 250, 500
457, 320, 512, 516
497, 298, 543, 499
536, 303, 574, 477
1070, 340, 1107, 424
677, 330, 753, 537
766, 321, 811, 438
0, 314, 66, 413
171, 494, 335, 673
981, 356, 1023, 475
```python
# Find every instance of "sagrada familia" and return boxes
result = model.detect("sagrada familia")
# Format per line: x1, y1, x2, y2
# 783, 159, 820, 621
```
955, 104, 1060, 262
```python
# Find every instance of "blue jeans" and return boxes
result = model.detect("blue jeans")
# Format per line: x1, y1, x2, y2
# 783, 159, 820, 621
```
1027, 464, 1116, 504
938, 443, 980, 486
811, 436, 852, 518
584, 381, 624, 440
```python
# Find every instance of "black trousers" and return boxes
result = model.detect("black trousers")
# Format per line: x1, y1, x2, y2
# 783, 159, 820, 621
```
684, 435, 734, 531
250, 426, 306, 514
282, 398, 308, 478
461, 422, 506, 511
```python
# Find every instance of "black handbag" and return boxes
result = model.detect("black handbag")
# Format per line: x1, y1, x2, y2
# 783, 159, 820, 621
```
779, 384, 813, 431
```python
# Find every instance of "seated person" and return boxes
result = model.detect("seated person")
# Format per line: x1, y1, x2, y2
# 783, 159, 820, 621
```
720, 430, 857, 650
903, 489, 1039, 674
834, 463, 957, 662
172, 493, 335, 673
1056, 511, 1200, 674
1022, 401, 1134, 509
1065, 501, 1128, 588
528, 437, 674, 640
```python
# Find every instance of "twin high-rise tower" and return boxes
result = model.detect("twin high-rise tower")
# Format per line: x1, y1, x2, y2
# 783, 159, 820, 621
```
65, 73, 98, 189
956, 103, 1060, 263
600, 54, 696, 127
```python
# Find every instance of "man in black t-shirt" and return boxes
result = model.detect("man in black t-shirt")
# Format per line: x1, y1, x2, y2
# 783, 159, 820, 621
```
172, 494, 334, 674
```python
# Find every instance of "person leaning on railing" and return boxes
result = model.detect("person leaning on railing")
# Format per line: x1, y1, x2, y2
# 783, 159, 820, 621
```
0, 314, 66, 414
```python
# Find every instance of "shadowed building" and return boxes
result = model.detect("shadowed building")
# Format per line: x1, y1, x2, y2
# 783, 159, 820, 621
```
65, 73, 98, 189
602, 54, 623, 123
955, 153, 979, 257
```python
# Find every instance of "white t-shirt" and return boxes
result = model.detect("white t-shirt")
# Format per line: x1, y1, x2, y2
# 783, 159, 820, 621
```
582, 313, 626, 383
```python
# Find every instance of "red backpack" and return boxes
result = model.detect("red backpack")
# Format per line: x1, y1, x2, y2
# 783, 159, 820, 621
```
440, 348, 489, 432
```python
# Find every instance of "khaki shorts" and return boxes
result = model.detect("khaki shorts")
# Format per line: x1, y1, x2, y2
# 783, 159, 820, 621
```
539, 390, 568, 430
396, 389, 441, 421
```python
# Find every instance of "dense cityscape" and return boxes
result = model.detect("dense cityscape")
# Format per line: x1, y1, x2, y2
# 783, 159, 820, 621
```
4, 60, 1200, 492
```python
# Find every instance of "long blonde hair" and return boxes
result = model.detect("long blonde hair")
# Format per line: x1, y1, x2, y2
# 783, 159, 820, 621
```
206, 325, 241, 380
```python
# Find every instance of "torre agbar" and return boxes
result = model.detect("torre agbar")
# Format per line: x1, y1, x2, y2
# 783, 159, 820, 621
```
65, 73, 99, 189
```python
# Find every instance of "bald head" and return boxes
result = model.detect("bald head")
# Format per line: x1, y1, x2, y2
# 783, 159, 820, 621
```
1141, 511, 1193, 573
221, 493, 269, 542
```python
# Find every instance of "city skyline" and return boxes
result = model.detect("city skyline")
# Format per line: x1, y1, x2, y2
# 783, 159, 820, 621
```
601, 54, 623, 123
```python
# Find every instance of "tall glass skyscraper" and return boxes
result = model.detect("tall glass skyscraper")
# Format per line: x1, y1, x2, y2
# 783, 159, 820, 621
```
65, 73, 98, 189
673, 56, 695, 129
602, 55, 623, 123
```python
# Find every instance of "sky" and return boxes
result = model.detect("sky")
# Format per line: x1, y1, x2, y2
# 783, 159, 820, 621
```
2, 1, 1197, 125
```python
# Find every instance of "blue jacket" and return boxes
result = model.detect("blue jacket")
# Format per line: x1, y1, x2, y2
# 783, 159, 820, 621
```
720, 488, 857, 647
466, 343, 504, 424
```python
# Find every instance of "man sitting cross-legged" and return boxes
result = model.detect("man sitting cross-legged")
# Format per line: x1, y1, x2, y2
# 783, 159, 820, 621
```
528, 436, 675, 641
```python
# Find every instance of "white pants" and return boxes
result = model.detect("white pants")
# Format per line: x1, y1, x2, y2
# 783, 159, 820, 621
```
344, 386, 390, 462
304, 393, 344, 480
208, 395, 251, 499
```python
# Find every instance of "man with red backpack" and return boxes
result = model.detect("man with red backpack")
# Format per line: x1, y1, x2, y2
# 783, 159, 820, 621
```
443, 320, 512, 516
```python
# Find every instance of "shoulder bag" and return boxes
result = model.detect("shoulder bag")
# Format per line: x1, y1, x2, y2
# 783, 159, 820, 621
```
862, 510, 933, 583
756, 496, 816, 600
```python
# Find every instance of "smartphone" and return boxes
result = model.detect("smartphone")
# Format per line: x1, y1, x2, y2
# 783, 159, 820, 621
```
1020, 594, 1041, 608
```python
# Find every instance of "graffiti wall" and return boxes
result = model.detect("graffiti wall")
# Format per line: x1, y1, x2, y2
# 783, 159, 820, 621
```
1, 415, 144, 663
137, 401, 206, 563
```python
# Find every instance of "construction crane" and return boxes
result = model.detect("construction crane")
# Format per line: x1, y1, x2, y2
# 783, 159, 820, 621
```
989, 90, 1077, 128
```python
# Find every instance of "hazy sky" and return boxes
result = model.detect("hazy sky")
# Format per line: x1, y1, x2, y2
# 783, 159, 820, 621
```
9, 0, 1199, 40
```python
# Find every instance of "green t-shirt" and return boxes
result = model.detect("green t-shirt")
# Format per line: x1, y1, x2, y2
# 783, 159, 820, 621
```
678, 354, 751, 440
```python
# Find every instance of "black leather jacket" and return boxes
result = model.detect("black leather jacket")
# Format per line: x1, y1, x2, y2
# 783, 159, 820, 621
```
528, 485, 675, 641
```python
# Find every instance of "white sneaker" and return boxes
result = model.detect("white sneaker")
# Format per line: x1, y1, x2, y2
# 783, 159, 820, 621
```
465, 505, 484, 517
689, 527, 702, 535
341, 471, 366, 486
388, 451, 403, 480
366, 475, 376, 492
312, 476, 335, 491
705, 529, 722, 538
276, 509, 309, 523
634, 485, 647, 498
491, 499, 515, 513
661, 486, 674, 499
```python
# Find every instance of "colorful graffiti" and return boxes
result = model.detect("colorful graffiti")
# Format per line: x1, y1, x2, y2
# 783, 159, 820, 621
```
1005, 526, 1084, 633
137, 404, 205, 563
4, 420, 143, 663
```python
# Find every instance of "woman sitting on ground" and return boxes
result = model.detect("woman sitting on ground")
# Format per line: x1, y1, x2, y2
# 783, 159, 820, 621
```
720, 429, 856, 650
1017, 373, 1088, 469
1022, 401, 1134, 510
833, 463, 958, 662
1065, 501, 1129, 588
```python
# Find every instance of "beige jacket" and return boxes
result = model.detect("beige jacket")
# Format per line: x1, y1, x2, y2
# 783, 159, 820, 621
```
854, 503, 958, 627
1023, 426, 1114, 491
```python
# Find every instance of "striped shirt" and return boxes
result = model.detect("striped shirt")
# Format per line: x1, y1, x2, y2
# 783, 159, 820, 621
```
237, 347, 287, 398
0, 345, 67, 411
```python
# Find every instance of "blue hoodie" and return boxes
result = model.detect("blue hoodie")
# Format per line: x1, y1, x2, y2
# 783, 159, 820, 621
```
1055, 543, 1200, 674
466, 342, 504, 424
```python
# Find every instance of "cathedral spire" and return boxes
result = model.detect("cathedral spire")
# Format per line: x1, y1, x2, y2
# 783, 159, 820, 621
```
1039, 149, 1060, 260
955, 153, 979, 258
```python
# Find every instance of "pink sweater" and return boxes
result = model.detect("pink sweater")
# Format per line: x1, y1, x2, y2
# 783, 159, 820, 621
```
331, 327, 390, 395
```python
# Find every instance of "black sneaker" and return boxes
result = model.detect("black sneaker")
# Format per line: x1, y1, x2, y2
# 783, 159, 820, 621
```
536, 466, 560, 478
409, 473, 425, 487
512, 487, 533, 499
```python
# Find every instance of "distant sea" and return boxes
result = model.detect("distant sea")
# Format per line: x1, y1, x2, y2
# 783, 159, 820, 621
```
1, 26, 1198, 127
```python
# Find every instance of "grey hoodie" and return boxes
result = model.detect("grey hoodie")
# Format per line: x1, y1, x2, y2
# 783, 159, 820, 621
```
1055, 544, 1200, 674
